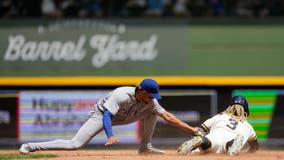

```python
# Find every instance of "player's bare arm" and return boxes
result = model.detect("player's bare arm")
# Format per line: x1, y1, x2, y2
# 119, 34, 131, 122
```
248, 139, 259, 153
159, 111, 197, 134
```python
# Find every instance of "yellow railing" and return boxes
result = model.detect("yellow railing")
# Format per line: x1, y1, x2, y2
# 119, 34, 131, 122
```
1, 76, 284, 86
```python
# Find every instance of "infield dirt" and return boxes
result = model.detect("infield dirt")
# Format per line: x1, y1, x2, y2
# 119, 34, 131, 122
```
1, 149, 284, 160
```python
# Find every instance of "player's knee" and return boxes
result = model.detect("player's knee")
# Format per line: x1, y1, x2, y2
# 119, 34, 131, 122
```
200, 137, 212, 150
70, 140, 84, 149
72, 144, 81, 149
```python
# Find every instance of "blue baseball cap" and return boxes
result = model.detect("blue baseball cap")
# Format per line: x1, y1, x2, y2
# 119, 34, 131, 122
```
139, 78, 161, 100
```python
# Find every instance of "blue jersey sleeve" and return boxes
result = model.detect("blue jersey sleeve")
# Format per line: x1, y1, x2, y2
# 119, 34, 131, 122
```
103, 109, 113, 138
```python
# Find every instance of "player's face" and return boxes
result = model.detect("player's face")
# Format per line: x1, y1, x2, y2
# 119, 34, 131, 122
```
142, 92, 154, 103
137, 90, 153, 103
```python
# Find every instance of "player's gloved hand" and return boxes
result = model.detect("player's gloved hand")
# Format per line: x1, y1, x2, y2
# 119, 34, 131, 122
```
192, 127, 205, 137
105, 136, 120, 146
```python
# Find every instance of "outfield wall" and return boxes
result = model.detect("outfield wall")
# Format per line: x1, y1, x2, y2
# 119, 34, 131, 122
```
1, 19, 284, 78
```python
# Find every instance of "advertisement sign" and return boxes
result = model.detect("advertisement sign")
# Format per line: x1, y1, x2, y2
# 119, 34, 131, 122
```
0, 20, 188, 76
18, 91, 139, 144
2, 88, 284, 146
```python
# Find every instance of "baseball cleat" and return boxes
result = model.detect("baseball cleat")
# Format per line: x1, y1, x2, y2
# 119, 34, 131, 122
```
18, 143, 31, 154
177, 136, 202, 155
138, 145, 165, 155
228, 134, 244, 156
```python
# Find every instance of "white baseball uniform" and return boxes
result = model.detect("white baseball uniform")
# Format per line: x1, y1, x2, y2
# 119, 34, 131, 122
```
202, 113, 257, 153
28, 86, 165, 151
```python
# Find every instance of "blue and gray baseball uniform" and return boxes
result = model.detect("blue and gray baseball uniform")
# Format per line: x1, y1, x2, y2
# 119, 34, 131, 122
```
27, 86, 165, 151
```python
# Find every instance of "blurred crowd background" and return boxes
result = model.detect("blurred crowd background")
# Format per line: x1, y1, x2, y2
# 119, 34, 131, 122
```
1, 0, 284, 19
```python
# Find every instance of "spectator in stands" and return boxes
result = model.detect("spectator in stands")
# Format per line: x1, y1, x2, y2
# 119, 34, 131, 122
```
126, 0, 146, 17
0, 0, 12, 18
41, 0, 62, 18
79, 0, 103, 18
1, 0, 284, 18
268, 0, 284, 16
251, 0, 269, 18
209, 0, 224, 16
235, 0, 253, 18
144, 0, 163, 17
173, 0, 189, 16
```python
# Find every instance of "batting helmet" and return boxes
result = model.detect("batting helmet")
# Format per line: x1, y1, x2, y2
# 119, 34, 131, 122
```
230, 96, 249, 116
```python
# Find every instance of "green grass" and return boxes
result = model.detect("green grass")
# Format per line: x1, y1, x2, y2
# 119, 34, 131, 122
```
0, 154, 57, 160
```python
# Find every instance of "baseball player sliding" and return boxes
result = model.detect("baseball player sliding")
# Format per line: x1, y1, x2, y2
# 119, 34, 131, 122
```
19, 78, 198, 154
178, 96, 259, 156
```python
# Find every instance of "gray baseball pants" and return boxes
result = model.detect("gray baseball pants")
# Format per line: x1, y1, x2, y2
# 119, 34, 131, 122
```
27, 109, 158, 151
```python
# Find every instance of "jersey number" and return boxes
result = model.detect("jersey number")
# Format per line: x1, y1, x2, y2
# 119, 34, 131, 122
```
226, 118, 238, 130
